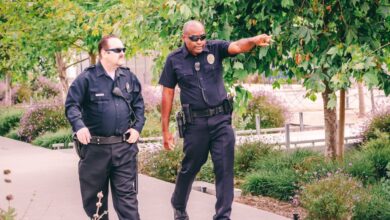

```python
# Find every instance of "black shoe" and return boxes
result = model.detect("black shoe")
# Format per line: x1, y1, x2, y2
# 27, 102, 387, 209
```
174, 209, 189, 220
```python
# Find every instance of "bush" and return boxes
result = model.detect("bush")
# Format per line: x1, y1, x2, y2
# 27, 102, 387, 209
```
142, 146, 183, 183
234, 141, 275, 177
197, 157, 214, 183
362, 109, 390, 141
5, 128, 20, 140
301, 173, 366, 220
344, 150, 376, 184
141, 110, 162, 137
18, 104, 69, 142
32, 128, 72, 148
242, 168, 298, 201
352, 182, 390, 220
242, 91, 287, 129
363, 134, 390, 179
0, 108, 24, 136
30, 76, 62, 100
12, 83, 31, 104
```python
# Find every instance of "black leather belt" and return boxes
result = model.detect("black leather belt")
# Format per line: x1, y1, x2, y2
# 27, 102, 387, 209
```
191, 105, 225, 117
90, 133, 130, 145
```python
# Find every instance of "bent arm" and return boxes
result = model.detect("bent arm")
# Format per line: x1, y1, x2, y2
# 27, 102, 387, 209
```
228, 34, 272, 55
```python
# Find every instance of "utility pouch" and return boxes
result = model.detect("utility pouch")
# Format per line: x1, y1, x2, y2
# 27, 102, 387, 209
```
182, 104, 193, 124
176, 111, 185, 138
223, 96, 234, 114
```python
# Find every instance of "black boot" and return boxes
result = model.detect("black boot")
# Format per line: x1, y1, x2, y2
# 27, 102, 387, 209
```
174, 209, 189, 220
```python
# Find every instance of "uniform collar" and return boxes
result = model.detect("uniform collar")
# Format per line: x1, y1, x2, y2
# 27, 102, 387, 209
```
96, 62, 126, 77
182, 42, 210, 58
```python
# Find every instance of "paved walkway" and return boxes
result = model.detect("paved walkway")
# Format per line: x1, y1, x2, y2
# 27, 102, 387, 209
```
0, 137, 289, 220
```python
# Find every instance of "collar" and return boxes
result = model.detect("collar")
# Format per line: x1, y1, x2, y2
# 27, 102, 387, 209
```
182, 43, 210, 58
96, 62, 126, 77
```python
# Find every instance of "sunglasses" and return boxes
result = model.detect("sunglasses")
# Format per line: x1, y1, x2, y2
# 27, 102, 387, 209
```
188, 34, 206, 42
105, 48, 126, 53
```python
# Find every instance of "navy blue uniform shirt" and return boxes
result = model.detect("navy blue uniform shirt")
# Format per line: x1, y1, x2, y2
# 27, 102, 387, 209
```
65, 62, 145, 137
159, 40, 233, 110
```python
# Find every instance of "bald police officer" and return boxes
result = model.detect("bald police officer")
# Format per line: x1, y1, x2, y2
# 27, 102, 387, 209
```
65, 35, 145, 220
159, 20, 271, 220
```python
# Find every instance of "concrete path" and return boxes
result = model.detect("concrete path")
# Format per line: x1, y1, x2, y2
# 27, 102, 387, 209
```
0, 137, 289, 220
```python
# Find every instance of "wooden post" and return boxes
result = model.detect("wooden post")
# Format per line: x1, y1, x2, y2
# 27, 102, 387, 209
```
255, 114, 261, 135
285, 124, 290, 149
299, 112, 304, 131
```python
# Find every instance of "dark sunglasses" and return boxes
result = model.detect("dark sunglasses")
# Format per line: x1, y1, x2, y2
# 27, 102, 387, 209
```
105, 48, 126, 53
188, 34, 206, 42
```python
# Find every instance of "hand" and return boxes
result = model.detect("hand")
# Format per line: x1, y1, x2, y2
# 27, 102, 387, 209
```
76, 127, 91, 145
126, 128, 140, 144
254, 34, 272, 47
162, 131, 175, 151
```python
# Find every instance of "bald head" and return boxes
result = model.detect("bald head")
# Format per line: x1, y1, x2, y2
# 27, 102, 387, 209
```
183, 20, 205, 35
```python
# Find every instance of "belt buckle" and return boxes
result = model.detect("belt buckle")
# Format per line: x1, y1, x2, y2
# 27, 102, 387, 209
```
209, 108, 216, 116
123, 133, 129, 142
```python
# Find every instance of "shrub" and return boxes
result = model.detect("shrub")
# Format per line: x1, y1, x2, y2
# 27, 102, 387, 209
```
197, 157, 214, 183
362, 109, 390, 141
364, 134, 390, 179
18, 104, 69, 142
31, 76, 62, 100
0, 81, 6, 101
5, 128, 20, 140
294, 154, 338, 184
142, 85, 161, 112
352, 182, 390, 220
141, 110, 162, 137
344, 149, 377, 184
234, 141, 275, 177
301, 173, 366, 220
242, 168, 298, 201
32, 128, 72, 148
12, 83, 31, 104
243, 91, 287, 129
142, 146, 183, 183
0, 108, 24, 136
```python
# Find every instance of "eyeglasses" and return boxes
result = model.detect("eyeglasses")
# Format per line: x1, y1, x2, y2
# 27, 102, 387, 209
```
105, 48, 126, 53
188, 34, 206, 42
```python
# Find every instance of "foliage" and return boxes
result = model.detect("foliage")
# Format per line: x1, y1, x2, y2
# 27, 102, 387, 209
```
141, 146, 183, 183
18, 104, 69, 142
353, 181, 390, 220
197, 157, 214, 183
0, 107, 24, 136
32, 128, 72, 149
30, 76, 62, 100
363, 133, 390, 179
242, 168, 298, 201
301, 173, 366, 220
344, 149, 377, 184
12, 83, 31, 104
362, 109, 390, 141
234, 141, 275, 177
242, 91, 287, 129
5, 128, 20, 141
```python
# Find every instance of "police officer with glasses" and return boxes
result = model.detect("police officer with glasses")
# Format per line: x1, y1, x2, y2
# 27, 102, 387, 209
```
159, 20, 271, 220
65, 35, 145, 220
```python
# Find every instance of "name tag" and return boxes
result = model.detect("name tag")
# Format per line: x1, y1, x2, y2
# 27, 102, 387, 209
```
95, 93, 105, 97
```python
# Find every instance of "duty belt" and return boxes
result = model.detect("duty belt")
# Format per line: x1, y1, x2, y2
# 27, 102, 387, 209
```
191, 105, 226, 117
90, 133, 130, 145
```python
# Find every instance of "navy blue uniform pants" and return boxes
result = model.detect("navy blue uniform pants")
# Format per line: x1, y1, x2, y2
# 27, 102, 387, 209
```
79, 142, 139, 220
171, 113, 235, 220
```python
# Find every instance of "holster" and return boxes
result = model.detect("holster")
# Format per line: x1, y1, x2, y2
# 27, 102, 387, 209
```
176, 111, 186, 138
223, 96, 234, 114
72, 133, 84, 159
182, 104, 193, 123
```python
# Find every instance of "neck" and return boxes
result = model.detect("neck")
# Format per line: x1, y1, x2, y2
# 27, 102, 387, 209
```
100, 60, 117, 77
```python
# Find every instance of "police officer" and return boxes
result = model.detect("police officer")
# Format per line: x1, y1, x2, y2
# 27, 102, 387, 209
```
65, 35, 145, 220
159, 20, 271, 220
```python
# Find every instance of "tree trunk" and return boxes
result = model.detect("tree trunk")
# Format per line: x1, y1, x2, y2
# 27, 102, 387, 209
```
55, 52, 68, 102
337, 89, 346, 160
5, 72, 11, 106
357, 81, 365, 118
322, 82, 337, 159
89, 52, 97, 65
370, 88, 376, 113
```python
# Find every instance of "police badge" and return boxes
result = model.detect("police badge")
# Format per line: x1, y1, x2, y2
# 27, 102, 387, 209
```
207, 54, 215, 64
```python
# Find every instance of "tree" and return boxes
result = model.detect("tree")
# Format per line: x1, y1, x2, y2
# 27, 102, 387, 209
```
139, 0, 390, 159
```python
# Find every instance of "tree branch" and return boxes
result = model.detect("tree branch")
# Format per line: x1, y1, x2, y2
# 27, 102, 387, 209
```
65, 57, 90, 69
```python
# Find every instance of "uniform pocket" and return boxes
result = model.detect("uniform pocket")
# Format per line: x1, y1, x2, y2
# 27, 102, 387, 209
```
90, 93, 109, 113
177, 70, 197, 89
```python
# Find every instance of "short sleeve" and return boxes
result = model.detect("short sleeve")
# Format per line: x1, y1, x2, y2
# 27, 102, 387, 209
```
215, 40, 234, 59
158, 57, 177, 88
